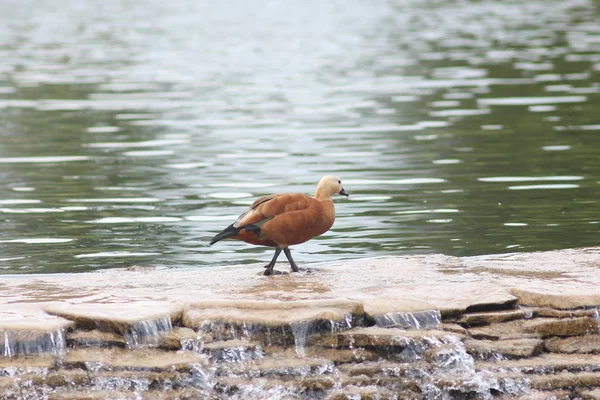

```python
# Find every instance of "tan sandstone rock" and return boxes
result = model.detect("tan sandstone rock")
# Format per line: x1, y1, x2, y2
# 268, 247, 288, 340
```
545, 335, 600, 354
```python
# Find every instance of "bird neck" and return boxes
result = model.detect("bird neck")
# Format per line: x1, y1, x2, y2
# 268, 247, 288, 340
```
314, 190, 332, 201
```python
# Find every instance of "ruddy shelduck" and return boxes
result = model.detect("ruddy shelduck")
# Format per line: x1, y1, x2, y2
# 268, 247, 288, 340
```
210, 175, 349, 275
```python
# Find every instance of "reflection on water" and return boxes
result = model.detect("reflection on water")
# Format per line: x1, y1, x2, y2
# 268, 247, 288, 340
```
0, 0, 599, 273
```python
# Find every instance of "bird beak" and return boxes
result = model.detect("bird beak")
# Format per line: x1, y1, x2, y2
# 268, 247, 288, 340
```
339, 188, 349, 197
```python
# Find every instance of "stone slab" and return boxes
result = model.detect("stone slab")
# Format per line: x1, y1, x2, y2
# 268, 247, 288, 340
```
545, 335, 600, 354
464, 338, 543, 358
42, 302, 182, 333
64, 347, 207, 370
183, 299, 362, 327
511, 288, 600, 309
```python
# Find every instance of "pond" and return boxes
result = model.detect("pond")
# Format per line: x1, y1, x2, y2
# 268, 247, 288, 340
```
0, 0, 599, 273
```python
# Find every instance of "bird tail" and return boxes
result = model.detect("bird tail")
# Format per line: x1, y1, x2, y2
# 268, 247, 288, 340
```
209, 224, 240, 245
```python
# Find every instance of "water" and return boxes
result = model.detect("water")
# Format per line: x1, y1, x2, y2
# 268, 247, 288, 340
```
0, 0, 599, 274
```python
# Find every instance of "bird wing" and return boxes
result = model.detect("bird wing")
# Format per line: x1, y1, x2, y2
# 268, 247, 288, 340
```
233, 193, 312, 228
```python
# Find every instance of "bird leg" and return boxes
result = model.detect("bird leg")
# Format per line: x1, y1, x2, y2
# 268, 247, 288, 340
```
264, 247, 283, 276
283, 248, 299, 272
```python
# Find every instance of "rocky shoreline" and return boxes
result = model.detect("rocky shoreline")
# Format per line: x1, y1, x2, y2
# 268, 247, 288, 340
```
1, 247, 600, 399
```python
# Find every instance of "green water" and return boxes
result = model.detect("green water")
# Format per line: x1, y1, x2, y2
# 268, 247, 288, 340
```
0, 0, 599, 273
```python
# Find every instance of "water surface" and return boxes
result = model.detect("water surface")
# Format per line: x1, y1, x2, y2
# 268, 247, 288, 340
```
0, 0, 599, 273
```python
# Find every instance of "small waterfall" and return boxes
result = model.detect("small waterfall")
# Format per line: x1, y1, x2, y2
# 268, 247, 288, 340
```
190, 362, 216, 391
124, 316, 172, 348
416, 335, 530, 399
209, 343, 263, 363
374, 309, 442, 329
1, 329, 66, 358
593, 308, 600, 334
290, 320, 312, 357
291, 314, 355, 357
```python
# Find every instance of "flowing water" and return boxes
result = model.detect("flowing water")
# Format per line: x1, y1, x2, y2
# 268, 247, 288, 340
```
0, 0, 599, 274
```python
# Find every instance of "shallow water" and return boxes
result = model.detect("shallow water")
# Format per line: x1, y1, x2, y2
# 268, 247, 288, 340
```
0, 0, 599, 273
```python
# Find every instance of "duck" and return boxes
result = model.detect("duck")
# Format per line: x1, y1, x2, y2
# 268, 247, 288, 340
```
210, 175, 349, 275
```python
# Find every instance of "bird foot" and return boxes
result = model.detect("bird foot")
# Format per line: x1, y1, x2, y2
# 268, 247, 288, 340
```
262, 269, 287, 276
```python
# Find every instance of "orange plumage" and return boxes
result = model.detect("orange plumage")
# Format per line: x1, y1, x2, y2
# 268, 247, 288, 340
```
210, 175, 349, 275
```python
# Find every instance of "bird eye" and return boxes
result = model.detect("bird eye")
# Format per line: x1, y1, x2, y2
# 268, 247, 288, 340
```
338, 180, 341, 184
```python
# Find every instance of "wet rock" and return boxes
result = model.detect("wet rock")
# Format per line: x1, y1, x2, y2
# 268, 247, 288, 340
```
0, 304, 74, 331
531, 307, 600, 319
44, 369, 88, 388
1, 328, 68, 357
459, 309, 527, 327
324, 326, 456, 349
495, 389, 572, 400
67, 329, 126, 348
545, 335, 600, 354
298, 375, 336, 391
529, 371, 600, 390
510, 288, 600, 309
304, 347, 379, 364
43, 302, 180, 348
203, 339, 262, 363
464, 338, 543, 358
477, 353, 600, 373
183, 299, 360, 346
440, 323, 468, 335
184, 299, 362, 327
219, 353, 333, 378
1, 304, 73, 357
372, 309, 442, 330
158, 327, 199, 351
64, 348, 208, 370
325, 386, 403, 400
0, 355, 55, 369
523, 317, 599, 338
336, 360, 428, 378
362, 298, 438, 327
580, 388, 600, 400
469, 317, 599, 340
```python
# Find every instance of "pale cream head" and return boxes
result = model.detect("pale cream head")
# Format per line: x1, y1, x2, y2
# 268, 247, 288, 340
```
314, 175, 349, 200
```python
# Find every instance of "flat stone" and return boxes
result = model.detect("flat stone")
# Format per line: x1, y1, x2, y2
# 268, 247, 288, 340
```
477, 353, 600, 373
531, 307, 600, 319
580, 388, 600, 400
336, 360, 426, 377
326, 326, 456, 349
183, 299, 362, 327
66, 329, 126, 348
545, 335, 600, 354
48, 389, 215, 400
469, 320, 531, 340
203, 339, 262, 363
511, 288, 600, 309
304, 347, 379, 364
325, 386, 402, 400
158, 327, 199, 351
64, 347, 207, 370
469, 317, 599, 340
530, 371, 600, 390
0, 355, 56, 369
440, 323, 468, 335
0, 306, 70, 357
0, 304, 74, 331
44, 369, 89, 388
495, 389, 573, 400
183, 299, 361, 345
221, 353, 333, 377
459, 309, 527, 327
43, 302, 181, 334
523, 317, 599, 337
362, 298, 437, 319
464, 338, 543, 358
